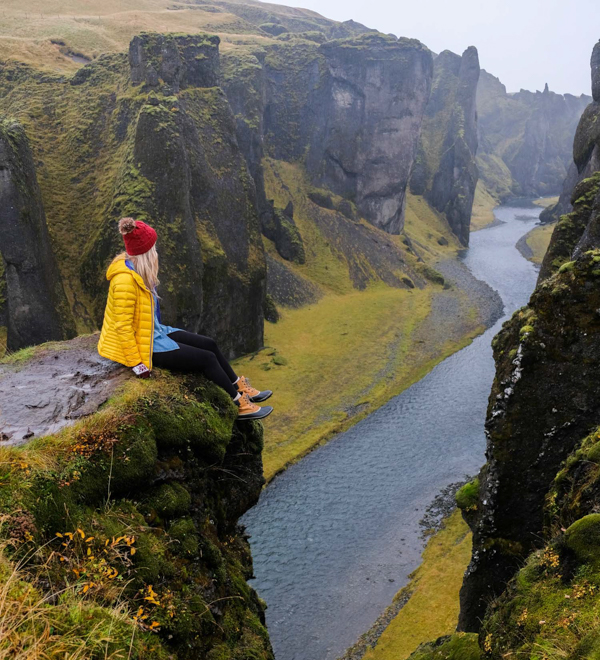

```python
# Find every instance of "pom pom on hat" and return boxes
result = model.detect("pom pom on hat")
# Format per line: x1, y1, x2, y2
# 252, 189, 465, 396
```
119, 217, 137, 235
118, 217, 157, 256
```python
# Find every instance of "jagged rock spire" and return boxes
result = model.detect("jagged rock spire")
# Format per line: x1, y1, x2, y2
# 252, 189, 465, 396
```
592, 40, 600, 102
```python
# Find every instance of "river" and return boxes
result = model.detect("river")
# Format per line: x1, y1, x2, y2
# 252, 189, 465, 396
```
241, 201, 543, 660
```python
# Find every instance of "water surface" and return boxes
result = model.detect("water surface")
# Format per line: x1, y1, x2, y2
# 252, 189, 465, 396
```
242, 202, 542, 660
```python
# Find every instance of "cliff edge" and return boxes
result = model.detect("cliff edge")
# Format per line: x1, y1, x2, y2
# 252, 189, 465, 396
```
0, 335, 273, 659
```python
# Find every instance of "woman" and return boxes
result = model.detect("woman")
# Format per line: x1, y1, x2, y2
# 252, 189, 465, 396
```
98, 218, 273, 420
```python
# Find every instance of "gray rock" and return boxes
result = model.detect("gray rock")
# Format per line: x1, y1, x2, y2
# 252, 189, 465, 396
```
592, 40, 600, 102
222, 34, 434, 238
308, 34, 433, 234
417, 47, 480, 246
0, 120, 75, 351
477, 69, 591, 204
129, 33, 220, 92
0, 335, 125, 445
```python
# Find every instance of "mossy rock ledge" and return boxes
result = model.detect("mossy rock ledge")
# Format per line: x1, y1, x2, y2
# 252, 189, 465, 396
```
0, 335, 273, 659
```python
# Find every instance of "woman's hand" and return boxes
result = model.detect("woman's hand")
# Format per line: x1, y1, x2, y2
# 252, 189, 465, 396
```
132, 363, 151, 378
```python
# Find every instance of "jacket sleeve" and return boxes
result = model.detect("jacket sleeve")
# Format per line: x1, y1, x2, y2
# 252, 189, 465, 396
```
111, 273, 143, 367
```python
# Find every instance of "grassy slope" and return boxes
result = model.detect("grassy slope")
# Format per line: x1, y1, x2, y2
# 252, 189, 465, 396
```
524, 222, 557, 265
363, 511, 472, 660
471, 180, 498, 231
235, 162, 487, 480
533, 195, 560, 208
0, 0, 271, 71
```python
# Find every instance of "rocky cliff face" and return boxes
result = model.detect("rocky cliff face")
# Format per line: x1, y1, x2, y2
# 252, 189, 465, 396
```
0, 336, 273, 659
223, 33, 433, 240
0, 34, 266, 358
456, 43, 600, 633
411, 47, 480, 245
541, 41, 600, 225
307, 34, 433, 234
477, 70, 591, 201
0, 120, 75, 351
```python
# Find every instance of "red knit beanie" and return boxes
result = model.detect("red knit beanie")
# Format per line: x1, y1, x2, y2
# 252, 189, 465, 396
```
118, 218, 157, 256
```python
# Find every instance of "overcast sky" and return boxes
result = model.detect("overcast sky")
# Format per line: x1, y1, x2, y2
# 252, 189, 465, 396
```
291, 0, 598, 96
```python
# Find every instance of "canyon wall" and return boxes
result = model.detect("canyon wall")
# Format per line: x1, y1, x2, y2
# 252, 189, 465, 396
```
411, 40, 600, 660
411, 47, 480, 245
0, 120, 75, 350
540, 41, 600, 225
457, 38, 600, 633
477, 70, 591, 202
223, 33, 434, 239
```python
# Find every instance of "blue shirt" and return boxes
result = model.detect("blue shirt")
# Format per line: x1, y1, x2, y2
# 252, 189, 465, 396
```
125, 260, 180, 354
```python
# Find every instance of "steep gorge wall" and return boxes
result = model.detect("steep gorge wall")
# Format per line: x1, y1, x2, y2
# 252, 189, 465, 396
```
457, 40, 600, 632
410, 47, 480, 245
477, 69, 591, 202
0, 34, 266, 357
0, 120, 75, 350
541, 41, 600, 225
406, 42, 600, 660
223, 33, 434, 241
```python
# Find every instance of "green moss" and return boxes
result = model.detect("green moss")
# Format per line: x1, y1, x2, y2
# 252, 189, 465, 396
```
416, 262, 445, 286
408, 634, 482, 660
519, 324, 535, 337
565, 514, 600, 566
558, 260, 576, 273
146, 483, 192, 520
169, 517, 200, 557
142, 384, 235, 462
456, 478, 479, 511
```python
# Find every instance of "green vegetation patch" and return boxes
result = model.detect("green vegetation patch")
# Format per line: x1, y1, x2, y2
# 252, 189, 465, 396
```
456, 478, 479, 511
408, 634, 482, 660
0, 370, 272, 659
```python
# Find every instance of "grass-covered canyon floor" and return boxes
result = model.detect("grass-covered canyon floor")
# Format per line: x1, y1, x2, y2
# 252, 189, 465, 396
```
235, 163, 498, 480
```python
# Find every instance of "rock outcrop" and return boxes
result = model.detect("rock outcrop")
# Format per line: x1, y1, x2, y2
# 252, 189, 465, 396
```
0, 120, 75, 351
477, 69, 591, 201
457, 43, 600, 633
307, 34, 433, 234
541, 41, 600, 225
0, 335, 273, 659
0, 34, 266, 359
223, 33, 433, 239
411, 47, 480, 245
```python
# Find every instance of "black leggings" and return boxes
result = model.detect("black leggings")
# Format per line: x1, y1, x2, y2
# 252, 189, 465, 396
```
152, 331, 238, 397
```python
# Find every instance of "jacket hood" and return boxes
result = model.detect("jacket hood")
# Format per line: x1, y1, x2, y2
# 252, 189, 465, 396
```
106, 258, 146, 289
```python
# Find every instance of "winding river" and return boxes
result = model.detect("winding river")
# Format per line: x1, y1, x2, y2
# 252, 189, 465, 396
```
241, 201, 543, 660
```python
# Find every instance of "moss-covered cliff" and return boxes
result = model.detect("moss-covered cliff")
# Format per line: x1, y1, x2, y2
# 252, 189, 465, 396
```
0, 119, 76, 351
0, 33, 266, 358
404, 40, 600, 660
0, 336, 272, 659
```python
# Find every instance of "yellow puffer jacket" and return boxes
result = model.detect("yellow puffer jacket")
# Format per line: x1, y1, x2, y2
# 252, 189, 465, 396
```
97, 259, 154, 369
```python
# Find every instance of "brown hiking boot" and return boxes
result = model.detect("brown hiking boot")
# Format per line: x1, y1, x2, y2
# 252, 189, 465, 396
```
236, 375, 273, 403
235, 393, 273, 420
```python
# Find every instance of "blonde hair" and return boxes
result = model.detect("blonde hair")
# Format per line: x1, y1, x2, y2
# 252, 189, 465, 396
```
112, 246, 160, 292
